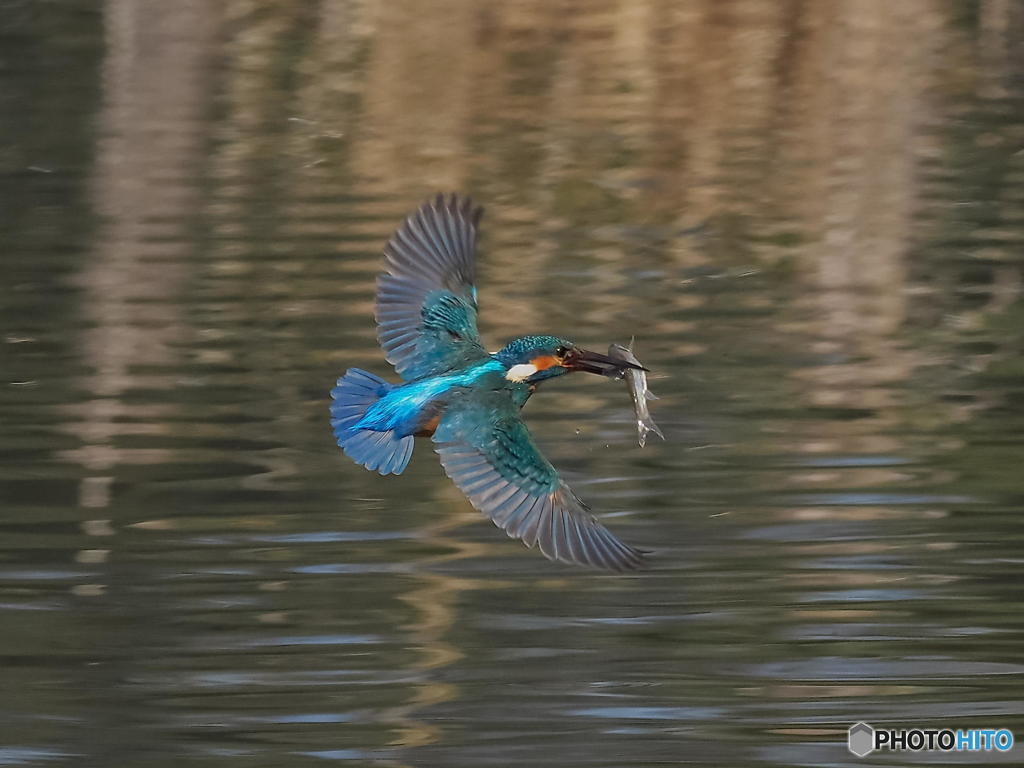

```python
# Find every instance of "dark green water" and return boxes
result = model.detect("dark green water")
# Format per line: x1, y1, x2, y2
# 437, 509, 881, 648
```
2, 2, 1024, 766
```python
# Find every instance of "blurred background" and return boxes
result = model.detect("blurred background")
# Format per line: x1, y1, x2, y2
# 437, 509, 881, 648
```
2, 0, 1023, 766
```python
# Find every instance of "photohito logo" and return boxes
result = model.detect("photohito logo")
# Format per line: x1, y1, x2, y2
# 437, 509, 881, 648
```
847, 722, 1014, 757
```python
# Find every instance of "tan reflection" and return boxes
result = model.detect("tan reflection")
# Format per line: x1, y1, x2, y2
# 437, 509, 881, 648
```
78, 0, 219, 402
761, 2, 948, 566
978, 0, 1015, 94
350, 0, 478, 197
787, 1, 939, 342
66, 0, 220, 578
238, 0, 975, 368
384, 485, 494, 752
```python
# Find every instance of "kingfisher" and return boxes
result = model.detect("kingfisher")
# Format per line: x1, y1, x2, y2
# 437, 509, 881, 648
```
330, 194, 648, 571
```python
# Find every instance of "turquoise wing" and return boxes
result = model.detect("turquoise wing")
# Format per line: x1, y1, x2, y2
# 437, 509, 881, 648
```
432, 390, 646, 571
376, 194, 489, 381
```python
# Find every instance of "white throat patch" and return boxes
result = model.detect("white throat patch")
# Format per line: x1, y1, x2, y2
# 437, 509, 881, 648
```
505, 363, 538, 382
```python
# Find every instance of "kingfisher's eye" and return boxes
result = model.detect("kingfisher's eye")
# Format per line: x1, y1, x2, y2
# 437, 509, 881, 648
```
555, 345, 570, 358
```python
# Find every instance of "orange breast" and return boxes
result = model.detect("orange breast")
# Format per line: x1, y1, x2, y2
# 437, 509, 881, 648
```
415, 413, 441, 437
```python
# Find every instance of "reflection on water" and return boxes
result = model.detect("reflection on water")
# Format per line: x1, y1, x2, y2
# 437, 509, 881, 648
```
2, 1, 1024, 766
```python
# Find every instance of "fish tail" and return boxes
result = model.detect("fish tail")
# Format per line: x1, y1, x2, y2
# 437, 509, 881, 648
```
330, 369, 415, 476
642, 418, 665, 443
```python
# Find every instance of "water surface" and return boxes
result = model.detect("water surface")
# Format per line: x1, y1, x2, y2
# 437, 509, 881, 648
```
2, 1, 1024, 766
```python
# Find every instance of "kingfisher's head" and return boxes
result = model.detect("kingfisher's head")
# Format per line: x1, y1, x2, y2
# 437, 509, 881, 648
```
493, 335, 645, 385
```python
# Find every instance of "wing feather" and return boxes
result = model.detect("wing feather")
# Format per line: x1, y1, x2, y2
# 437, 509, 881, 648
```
433, 391, 646, 572
376, 194, 488, 380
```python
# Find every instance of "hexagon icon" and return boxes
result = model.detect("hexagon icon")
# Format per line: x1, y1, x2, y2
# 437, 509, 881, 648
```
848, 722, 875, 757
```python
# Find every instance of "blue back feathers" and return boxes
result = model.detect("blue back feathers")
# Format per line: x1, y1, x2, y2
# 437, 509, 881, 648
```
331, 360, 506, 476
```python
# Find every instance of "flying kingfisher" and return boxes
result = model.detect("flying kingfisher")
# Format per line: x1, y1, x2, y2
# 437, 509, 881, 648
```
330, 194, 648, 571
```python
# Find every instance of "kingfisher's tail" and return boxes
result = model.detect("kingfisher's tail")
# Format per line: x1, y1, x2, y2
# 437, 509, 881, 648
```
330, 369, 415, 476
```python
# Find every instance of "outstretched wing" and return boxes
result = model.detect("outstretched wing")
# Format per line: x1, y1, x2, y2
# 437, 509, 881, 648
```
376, 194, 489, 381
432, 390, 646, 572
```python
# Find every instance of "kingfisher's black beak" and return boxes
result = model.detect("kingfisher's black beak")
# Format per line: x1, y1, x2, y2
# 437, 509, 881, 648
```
569, 347, 648, 376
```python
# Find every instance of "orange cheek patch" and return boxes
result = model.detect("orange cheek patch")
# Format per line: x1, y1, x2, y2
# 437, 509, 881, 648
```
531, 355, 561, 371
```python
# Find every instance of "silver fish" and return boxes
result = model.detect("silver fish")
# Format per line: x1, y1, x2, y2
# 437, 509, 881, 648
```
607, 340, 664, 448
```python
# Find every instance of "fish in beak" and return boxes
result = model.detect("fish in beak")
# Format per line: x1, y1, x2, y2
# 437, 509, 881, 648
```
607, 341, 664, 448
